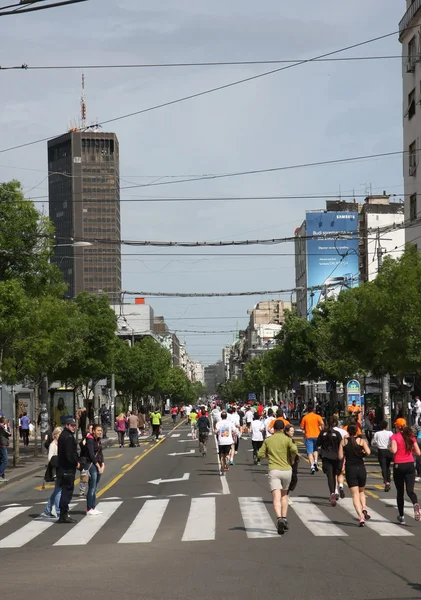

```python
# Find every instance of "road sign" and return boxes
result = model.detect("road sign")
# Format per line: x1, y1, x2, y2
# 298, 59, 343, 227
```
248, 393, 256, 400
347, 379, 361, 408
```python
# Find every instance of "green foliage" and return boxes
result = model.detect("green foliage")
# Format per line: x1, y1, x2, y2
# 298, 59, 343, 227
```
218, 378, 246, 402
191, 381, 207, 401
163, 367, 194, 404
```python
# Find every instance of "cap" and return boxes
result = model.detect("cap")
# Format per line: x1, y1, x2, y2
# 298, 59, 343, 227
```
274, 419, 285, 431
395, 417, 407, 429
65, 418, 76, 425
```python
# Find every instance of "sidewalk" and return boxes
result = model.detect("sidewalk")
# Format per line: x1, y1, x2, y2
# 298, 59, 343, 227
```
1, 431, 119, 485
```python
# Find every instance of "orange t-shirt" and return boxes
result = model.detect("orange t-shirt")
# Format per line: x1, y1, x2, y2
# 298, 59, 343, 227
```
300, 412, 324, 438
344, 423, 362, 436
269, 416, 290, 431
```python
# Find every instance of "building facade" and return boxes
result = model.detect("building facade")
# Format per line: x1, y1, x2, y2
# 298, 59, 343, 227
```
48, 130, 121, 301
400, 1, 421, 245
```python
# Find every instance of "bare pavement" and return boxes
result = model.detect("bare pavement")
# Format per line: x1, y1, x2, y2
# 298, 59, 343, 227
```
1, 419, 421, 600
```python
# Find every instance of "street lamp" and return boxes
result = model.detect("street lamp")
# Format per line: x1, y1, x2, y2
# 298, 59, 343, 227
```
56, 241, 93, 248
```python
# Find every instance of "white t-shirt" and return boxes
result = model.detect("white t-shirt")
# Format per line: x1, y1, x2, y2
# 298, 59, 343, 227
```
215, 420, 236, 446
230, 412, 240, 428
372, 429, 393, 449
264, 416, 273, 437
245, 410, 254, 423
334, 426, 348, 440
185, 406, 192, 416
251, 420, 264, 442
211, 408, 221, 423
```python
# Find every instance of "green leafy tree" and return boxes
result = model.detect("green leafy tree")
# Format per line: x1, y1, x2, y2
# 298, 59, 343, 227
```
191, 381, 207, 401
163, 367, 194, 404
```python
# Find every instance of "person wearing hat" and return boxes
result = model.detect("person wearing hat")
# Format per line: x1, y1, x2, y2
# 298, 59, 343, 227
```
257, 419, 298, 535
57, 417, 80, 524
390, 417, 421, 524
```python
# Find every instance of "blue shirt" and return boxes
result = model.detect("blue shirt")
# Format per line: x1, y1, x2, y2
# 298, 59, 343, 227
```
20, 416, 30, 429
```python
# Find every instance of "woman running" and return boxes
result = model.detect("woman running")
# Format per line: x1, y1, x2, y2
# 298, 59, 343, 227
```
285, 424, 299, 505
317, 417, 344, 507
390, 418, 421, 523
343, 423, 371, 527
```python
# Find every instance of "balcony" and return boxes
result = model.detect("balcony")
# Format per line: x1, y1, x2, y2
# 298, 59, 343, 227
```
400, 0, 421, 39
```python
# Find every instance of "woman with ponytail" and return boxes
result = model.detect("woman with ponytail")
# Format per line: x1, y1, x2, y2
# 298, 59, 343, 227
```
390, 418, 421, 523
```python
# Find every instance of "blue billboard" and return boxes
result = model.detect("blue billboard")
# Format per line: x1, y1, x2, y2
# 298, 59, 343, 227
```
306, 211, 359, 316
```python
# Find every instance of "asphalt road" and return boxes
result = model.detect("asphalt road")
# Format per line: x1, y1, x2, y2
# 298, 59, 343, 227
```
1, 419, 421, 600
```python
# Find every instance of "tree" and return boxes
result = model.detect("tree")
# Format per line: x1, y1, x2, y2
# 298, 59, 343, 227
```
191, 381, 207, 401
0, 181, 64, 297
163, 367, 194, 404
218, 378, 246, 403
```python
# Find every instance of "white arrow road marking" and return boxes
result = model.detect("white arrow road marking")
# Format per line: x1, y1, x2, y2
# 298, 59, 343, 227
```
168, 450, 195, 457
148, 473, 190, 485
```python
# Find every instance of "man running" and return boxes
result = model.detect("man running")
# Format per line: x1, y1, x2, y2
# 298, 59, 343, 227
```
257, 420, 297, 535
214, 411, 236, 475
197, 408, 211, 457
300, 402, 324, 474
150, 408, 162, 441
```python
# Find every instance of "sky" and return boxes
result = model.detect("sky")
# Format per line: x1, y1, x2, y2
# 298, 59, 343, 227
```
0, 0, 406, 365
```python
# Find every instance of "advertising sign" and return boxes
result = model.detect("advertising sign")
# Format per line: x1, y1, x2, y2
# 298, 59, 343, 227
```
306, 211, 359, 316
347, 379, 361, 408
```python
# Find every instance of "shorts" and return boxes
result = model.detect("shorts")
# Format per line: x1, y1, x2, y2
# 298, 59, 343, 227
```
305, 438, 318, 454
268, 469, 292, 492
218, 444, 231, 456
345, 464, 367, 489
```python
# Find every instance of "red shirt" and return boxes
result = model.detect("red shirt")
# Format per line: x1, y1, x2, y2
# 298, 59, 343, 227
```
257, 405, 264, 416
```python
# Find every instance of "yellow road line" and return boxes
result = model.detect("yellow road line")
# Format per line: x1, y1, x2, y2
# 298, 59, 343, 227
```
121, 463, 130, 469
97, 418, 185, 498
35, 476, 80, 492
105, 454, 123, 459
366, 489, 380, 499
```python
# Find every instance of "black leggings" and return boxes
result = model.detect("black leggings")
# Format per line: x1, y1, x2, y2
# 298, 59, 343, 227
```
117, 431, 125, 446
393, 462, 418, 517
251, 440, 263, 458
22, 429, 29, 446
377, 448, 393, 484
322, 458, 340, 494
416, 442, 421, 477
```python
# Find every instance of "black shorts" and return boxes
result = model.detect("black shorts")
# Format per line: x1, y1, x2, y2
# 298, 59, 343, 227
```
322, 458, 343, 477
218, 445, 231, 456
345, 464, 366, 488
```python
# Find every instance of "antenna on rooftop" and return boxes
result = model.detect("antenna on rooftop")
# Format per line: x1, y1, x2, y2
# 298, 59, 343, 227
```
81, 73, 86, 130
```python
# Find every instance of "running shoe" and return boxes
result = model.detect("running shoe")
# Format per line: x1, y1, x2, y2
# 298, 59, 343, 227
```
358, 517, 365, 527
314, 461, 319, 472
220, 469, 224, 476
414, 503, 421, 521
339, 487, 345, 499
362, 508, 371, 521
330, 493, 337, 507
397, 515, 406, 524
277, 517, 286, 535
87, 508, 102, 516
310, 465, 316, 475
257, 461, 261, 466
41, 511, 55, 518
283, 519, 289, 531
335, 491, 339, 501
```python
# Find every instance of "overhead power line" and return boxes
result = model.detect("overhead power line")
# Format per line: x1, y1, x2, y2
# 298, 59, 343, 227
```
0, 28, 402, 155
0, 0, 87, 16
121, 284, 338, 298
0, 55, 406, 70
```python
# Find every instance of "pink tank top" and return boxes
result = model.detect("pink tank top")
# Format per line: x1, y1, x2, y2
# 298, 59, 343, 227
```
391, 432, 416, 463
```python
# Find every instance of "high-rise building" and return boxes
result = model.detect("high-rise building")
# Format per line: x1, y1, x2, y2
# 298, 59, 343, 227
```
399, 1, 421, 244
48, 130, 121, 301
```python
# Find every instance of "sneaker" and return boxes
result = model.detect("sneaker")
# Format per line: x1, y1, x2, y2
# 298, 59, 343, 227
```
397, 515, 406, 524
362, 508, 371, 521
330, 493, 337, 507
277, 517, 286, 535
257, 461, 261, 466
335, 492, 339, 501
78, 492, 85, 497
57, 514, 77, 524
384, 482, 391, 492
310, 465, 316, 475
358, 517, 365, 527
41, 511, 55, 518
229, 459, 234, 465
202, 452, 206, 458
314, 462, 319, 472
414, 503, 421, 521
87, 508, 101, 516
339, 487, 345, 499
283, 519, 289, 531
0, 477, 9, 483
415, 477, 421, 483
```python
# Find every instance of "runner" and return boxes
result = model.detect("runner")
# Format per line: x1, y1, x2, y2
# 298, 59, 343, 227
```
188, 408, 198, 441
268, 409, 290, 434
390, 417, 421, 523
343, 423, 371, 527
211, 404, 221, 424
229, 406, 241, 464
332, 417, 347, 499
300, 403, 324, 474
245, 406, 254, 433
251, 413, 265, 465
170, 406, 178, 426
285, 423, 299, 505
150, 408, 162, 441
257, 420, 297, 535
372, 420, 393, 492
317, 417, 344, 507
214, 411, 236, 475
197, 408, 211, 457
264, 408, 274, 438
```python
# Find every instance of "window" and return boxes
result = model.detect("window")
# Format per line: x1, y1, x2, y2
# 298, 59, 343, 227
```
410, 194, 417, 221
409, 140, 417, 175
408, 36, 417, 72
409, 88, 416, 119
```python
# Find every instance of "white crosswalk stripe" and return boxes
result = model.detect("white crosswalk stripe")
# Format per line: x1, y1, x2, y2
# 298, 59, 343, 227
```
380, 498, 418, 519
0, 496, 419, 547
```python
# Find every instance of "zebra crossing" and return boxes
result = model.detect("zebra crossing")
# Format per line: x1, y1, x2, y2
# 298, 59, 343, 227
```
0, 495, 417, 548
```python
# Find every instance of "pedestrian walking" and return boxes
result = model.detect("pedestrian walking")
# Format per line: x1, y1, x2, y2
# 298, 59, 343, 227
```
57, 418, 80, 524
251, 412, 265, 465
20, 412, 30, 447
257, 420, 298, 535
317, 417, 344, 507
390, 418, 421, 523
38, 404, 50, 454
372, 420, 393, 491
0, 417, 11, 483
300, 403, 324, 474
85, 424, 105, 515
197, 408, 210, 457
41, 427, 63, 518
115, 412, 127, 447
99, 404, 110, 439
150, 408, 162, 441
128, 412, 139, 447
343, 423, 371, 527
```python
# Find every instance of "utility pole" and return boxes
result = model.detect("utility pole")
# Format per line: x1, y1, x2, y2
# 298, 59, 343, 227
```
110, 373, 116, 425
12, 386, 19, 467
377, 228, 391, 428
